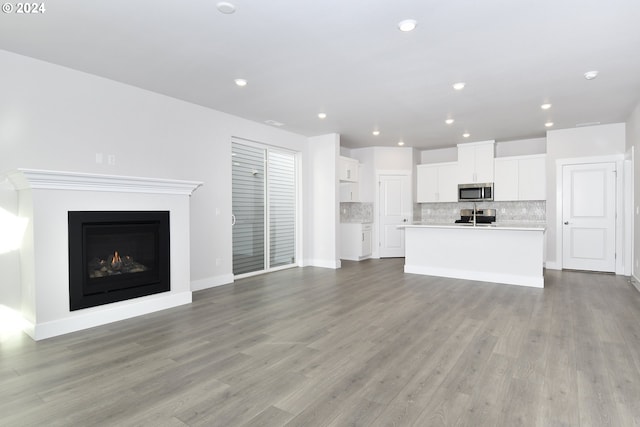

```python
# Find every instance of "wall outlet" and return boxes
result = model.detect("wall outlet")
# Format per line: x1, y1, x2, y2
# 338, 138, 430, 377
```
215, 258, 221, 266
107, 154, 116, 165
95, 153, 103, 164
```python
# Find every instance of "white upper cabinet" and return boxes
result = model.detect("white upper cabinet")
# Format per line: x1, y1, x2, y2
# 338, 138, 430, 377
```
416, 162, 458, 203
494, 154, 546, 201
457, 140, 495, 184
340, 182, 360, 202
493, 158, 519, 201
517, 155, 546, 200
339, 156, 359, 182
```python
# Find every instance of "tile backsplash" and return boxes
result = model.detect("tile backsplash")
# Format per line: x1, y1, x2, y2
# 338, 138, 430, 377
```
340, 202, 373, 223
418, 200, 546, 224
341, 200, 544, 224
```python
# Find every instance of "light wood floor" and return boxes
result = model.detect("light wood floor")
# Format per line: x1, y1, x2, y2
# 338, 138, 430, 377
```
2, 259, 640, 426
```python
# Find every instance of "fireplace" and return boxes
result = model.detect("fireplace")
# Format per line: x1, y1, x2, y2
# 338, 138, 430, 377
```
68, 211, 170, 310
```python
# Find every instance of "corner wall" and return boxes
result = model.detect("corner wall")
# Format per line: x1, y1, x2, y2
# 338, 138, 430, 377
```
626, 102, 640, 282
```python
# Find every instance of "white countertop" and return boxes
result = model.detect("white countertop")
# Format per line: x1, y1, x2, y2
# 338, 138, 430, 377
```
400, 222, 546, 231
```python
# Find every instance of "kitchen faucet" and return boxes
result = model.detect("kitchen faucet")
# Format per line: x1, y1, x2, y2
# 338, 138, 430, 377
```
473, 202, 477, 226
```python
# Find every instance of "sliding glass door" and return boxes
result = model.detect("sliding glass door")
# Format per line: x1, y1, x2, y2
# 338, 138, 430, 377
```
231, 140, 297, 277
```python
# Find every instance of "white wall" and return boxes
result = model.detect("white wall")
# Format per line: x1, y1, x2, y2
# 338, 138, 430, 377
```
0, 180, 22, 310
495, 137, 546, 157
374, 147, 414, 170
306, 134, 340, 268
0, 50, 313, 311
627, 101, 640, 282
545, 123, 626, 268
420, 137, 546, 164
420, 147, 458, 164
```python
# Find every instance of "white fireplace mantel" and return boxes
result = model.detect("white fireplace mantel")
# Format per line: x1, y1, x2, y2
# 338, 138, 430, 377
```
6, 169, 203, 341
8, 168, 202, 195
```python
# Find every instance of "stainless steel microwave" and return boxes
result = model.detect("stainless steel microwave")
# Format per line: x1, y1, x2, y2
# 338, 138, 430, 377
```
458, 183, 494, 202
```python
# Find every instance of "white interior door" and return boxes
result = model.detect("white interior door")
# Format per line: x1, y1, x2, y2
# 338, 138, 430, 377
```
562, 162, 616, 272
378, 174, 411, 258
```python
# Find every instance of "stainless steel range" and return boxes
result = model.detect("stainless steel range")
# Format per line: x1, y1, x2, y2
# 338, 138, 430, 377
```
454, 208, 496, 225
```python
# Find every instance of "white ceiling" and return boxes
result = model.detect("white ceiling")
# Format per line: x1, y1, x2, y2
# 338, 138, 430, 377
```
2, 0, 640, 150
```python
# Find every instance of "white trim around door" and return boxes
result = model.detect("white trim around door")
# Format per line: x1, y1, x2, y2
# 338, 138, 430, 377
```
375, 170, 412, 258
555, 155, 626, 275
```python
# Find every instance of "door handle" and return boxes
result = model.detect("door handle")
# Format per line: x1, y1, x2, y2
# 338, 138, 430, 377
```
564, 221, 569, 225
231, 214, 236, 226
403, 218, 408, 222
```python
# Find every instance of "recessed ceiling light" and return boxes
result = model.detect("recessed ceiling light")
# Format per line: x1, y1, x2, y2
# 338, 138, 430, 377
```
445, 118, 454, 125
216, 2, 236, 14
398, 141, 405, 146
372, 130, 380, 136
398, 19, 417, 32
584, 70, 599, 80
462, 132, 470, 138
318, 112, 327, 119
541, 103, 552, 110
453, 82, 466, 91
234, 78, 247, 87
545, 121, 554, 127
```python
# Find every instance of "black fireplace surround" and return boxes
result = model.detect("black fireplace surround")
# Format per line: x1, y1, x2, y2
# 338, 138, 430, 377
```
68, 211, 170, 311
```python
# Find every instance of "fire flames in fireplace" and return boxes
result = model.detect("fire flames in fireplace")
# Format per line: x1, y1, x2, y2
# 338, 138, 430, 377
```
88, 250, 148, 278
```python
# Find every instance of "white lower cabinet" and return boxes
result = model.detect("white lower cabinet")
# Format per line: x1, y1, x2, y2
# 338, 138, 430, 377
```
340, 223, 372, 261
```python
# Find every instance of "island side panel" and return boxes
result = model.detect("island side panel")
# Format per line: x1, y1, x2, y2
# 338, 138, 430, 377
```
404, 226, 544, 288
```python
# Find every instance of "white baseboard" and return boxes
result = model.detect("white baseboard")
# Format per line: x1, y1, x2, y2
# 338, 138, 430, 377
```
632, 273, 640, 293
545, 260, 561, 270
28, 291, 192, 341
304, 258, 341, 269
404, 265, 544, 288
191, 274, 234, 291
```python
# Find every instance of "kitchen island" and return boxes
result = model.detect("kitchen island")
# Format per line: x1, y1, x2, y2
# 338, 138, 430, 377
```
400, 223, 545, 288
